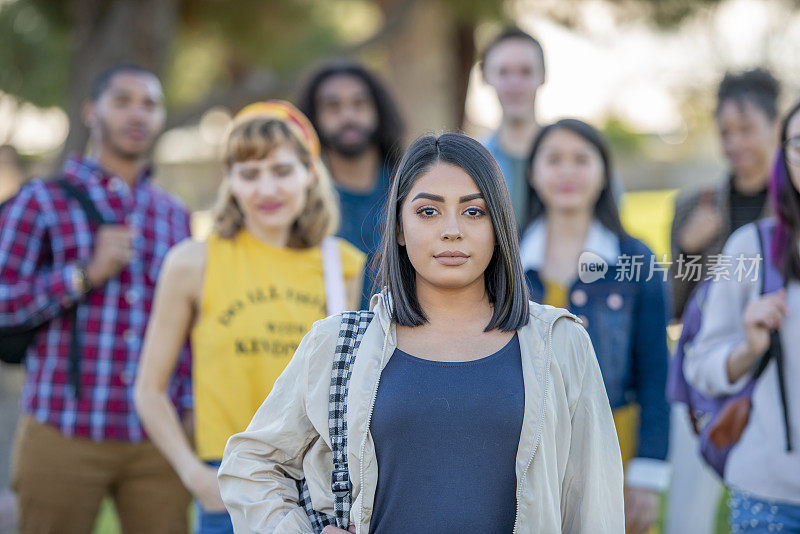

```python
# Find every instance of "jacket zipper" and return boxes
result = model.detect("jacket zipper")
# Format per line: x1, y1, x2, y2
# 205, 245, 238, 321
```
356, 319, 392, 534
512, 315, 560, 534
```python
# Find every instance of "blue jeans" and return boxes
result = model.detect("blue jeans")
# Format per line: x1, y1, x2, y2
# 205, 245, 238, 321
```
194, 461, 233, 534
729, 488, 800, 533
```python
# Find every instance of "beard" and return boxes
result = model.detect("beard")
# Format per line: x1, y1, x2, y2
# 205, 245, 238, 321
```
97, 117, 154, 161
320, 123, 378, 158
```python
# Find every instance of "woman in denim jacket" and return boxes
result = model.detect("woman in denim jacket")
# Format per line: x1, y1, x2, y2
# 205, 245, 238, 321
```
519, 119, 671, 534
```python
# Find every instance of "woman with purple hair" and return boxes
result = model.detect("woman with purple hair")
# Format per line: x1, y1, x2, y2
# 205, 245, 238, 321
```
684, 101, 800, 533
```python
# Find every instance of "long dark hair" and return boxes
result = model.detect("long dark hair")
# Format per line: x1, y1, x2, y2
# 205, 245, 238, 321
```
769, 100, 800, 281
525, 118, 626, 236
296, 61, 405, 170
379, 133, 530, 332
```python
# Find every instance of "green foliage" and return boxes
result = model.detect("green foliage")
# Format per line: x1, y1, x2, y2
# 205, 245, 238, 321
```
163, 0, 367, 107
443, 0, 504, 23
602, 117, 646, 154
176, 0, 341, 74
0, 0, 369, 110
0, 0, 70, 107
630, 0, 723, 28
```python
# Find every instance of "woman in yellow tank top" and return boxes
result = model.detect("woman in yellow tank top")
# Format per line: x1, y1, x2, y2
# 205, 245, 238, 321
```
134, 101, 366, 533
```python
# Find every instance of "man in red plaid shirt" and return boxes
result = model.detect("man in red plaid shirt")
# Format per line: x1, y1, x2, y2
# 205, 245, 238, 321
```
1, 64, 193, 533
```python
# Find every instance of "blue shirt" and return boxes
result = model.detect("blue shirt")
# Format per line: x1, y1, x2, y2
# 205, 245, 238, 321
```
483, 132, 529, 230
368, 334, 524, 534
335, 165, 390, 309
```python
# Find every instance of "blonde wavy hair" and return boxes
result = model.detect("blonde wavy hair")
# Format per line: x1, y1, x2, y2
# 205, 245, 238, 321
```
213, 113, 339, 248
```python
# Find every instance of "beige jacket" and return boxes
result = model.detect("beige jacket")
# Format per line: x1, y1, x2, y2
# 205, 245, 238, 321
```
218, 294, 624, 533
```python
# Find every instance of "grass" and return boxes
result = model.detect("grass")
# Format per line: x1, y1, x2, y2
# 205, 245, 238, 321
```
86, 492, 732, 534
91, 499, 194, 534
93, 500, 120, 533
619, 188, 678, 259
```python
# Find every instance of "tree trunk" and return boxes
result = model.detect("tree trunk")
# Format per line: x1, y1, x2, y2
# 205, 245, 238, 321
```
453, 20, 476, 129
381, 0, 460, 143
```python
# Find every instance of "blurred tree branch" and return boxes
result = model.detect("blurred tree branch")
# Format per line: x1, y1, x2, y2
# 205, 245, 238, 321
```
164, 0, 418, 130
0, 0, 419, 163
3, 0, 799, 164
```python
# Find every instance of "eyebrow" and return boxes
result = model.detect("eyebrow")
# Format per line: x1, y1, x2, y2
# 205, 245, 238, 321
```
109, 89, 162, 103
411, 192, 484, 203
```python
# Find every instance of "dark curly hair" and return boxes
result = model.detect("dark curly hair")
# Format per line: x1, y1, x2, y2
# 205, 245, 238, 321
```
296, 61, 405, 170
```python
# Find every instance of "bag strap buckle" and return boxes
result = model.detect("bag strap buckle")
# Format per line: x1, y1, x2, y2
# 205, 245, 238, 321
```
331, 466, 351, 496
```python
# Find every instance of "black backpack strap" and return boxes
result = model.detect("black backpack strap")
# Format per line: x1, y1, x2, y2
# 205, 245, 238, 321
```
54, 178, 107, 398
56, 178, 107, 225
753, 222, 792, 452
300, 310, 375, 532
752, 223, 772, 381
770, 329, 793, 452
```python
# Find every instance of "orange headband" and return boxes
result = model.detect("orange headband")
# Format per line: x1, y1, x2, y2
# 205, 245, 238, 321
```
233, 100, 321, 159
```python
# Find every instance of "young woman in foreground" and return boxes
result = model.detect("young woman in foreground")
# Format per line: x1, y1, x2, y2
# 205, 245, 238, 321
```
134, 101, 365, 534
217, 132, 623, 533
219, 134, 624, 534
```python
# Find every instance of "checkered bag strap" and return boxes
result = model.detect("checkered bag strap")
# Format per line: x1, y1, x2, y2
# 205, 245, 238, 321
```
299, 310, 375, 532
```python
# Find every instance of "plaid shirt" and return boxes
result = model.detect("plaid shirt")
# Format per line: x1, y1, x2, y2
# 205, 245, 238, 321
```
0, 154, 192, 442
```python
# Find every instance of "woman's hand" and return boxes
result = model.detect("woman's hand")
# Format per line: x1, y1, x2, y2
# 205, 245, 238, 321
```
743, 289, 787, 356
321, 526, 356, 533
624, 487, 658, 534
185, 461, 226, 512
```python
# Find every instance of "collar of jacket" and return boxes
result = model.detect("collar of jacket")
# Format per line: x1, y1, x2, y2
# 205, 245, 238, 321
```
350, 292, 579, 534
64, 152, 154, 189
520, 217, 621, 272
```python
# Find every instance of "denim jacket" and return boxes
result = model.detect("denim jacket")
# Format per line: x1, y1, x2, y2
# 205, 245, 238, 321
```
520, 219, 671, 490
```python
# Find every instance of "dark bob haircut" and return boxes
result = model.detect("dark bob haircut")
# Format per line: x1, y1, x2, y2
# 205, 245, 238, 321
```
296, 61, 405, 169
526, 118, 627, 237
378, 133, 530, 332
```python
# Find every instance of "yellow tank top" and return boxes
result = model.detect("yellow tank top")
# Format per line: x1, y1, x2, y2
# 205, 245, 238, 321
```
541, 277, 569, 309
191, 230, 366, 460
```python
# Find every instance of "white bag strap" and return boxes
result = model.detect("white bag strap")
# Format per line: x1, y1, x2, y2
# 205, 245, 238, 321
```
322, 236, 347, 315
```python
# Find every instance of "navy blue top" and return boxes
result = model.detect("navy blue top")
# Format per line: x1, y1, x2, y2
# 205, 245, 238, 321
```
368, 334, 524, 534
335, 165, 391, 310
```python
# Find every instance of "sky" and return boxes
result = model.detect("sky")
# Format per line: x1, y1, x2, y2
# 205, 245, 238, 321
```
466, 0, 800, 135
